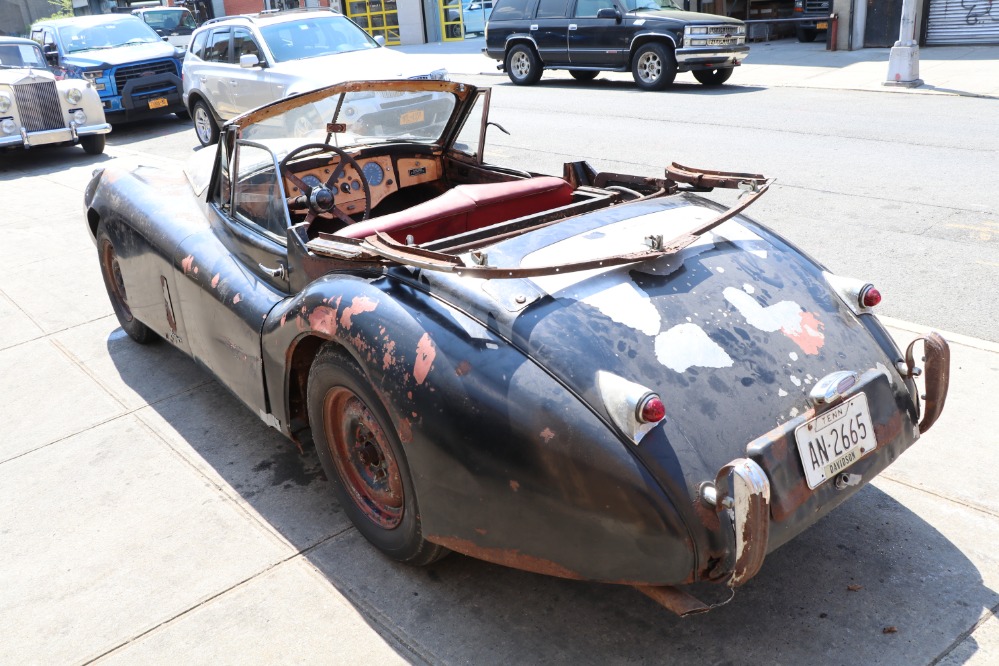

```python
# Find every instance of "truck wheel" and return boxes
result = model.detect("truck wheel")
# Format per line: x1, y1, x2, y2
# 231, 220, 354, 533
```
632, 43, 677, 91
192, 99, 219, 147
693, 67, 734, 86
506, 44, 543, 86
80, 134, 105, 155
569, 70, 599, 82
796, 27, 817, 42
97, 223, 155, 344
308, 343, 448, 566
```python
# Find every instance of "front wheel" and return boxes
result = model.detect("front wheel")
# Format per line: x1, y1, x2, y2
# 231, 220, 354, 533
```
569, 70, 599, 82
192, 99, 219, 147
796, 27, 818, 42
631, 43, 677, 91
505, 44, 543, 86
308, 344, 447, 565
97, 223, 155, 344
80, 134, 105, 155
692, 67, 734, 86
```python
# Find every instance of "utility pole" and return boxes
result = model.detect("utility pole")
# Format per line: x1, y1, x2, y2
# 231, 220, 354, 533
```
884, 0, 923, 87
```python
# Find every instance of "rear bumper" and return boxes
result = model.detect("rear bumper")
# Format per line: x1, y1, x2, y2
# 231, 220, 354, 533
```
0, 122, 111, 149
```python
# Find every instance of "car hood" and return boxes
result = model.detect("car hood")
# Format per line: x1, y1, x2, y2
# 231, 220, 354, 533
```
635, 9, 744, 24
273, 48, 442, 94
421, 194, 899, 474
0, 67, 55, 84
61, 41, 178, 68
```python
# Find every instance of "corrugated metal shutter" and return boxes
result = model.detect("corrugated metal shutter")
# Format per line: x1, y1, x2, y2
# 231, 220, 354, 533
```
926, 0, 999, 45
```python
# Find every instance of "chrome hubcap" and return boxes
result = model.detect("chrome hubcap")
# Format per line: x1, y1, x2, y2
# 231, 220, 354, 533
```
638, 53, 662, 83
511, 51, 530, 78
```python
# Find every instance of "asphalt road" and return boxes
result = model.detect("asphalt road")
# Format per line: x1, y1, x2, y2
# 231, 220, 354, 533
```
1, 78, 997, 664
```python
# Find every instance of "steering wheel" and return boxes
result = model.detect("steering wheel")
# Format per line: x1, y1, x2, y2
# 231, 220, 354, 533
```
279, 142, 372, 228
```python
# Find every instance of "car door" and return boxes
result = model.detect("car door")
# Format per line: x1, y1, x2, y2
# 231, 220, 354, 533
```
532, 0, 571, 65
173, 136, 289, 417
198, 27, 236, 117
567, 0, 630, 66
227, 27, 279, 115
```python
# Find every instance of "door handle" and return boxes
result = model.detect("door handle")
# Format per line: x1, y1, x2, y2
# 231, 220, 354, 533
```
530, 23, 538, 30
568, 24, 577, 30
258, 261, 287, 280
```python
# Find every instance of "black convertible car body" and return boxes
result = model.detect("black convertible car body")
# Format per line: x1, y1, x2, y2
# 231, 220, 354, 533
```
84, 80, 949, 614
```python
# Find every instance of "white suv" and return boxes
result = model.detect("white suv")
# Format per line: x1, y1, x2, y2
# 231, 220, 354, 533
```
182, 9, 447, 146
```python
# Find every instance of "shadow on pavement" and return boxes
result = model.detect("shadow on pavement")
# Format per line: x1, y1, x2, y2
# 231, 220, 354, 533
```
106, 328, 996, 665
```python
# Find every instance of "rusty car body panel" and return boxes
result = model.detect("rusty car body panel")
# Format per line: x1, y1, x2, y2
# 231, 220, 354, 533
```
83, 79, 949, 612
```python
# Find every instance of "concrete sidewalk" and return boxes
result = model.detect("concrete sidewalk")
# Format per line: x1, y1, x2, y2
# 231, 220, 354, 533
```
396, 36, 999, 98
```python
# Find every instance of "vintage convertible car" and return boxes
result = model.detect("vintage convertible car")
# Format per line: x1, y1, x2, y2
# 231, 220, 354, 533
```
83, 79, 949, 614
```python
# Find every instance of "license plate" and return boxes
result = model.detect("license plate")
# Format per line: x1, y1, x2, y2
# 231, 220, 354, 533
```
816, 21, 828, 29
795, 393, 877, 489
148, 97, 168, 110
399, 109, 425, 125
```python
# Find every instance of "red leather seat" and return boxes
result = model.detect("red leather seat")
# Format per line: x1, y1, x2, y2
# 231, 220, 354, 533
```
338, 176, 574, 244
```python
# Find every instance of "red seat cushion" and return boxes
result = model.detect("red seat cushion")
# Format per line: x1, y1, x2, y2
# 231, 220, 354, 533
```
337, 176, 574, 244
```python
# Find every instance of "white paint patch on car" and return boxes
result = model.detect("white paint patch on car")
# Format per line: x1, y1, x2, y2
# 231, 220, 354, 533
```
723, 287, 802, 334
579, 281, 662, 336
654, 323, 734, 373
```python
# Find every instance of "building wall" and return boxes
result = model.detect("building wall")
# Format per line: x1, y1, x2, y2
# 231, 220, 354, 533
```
0, 0, 66, 36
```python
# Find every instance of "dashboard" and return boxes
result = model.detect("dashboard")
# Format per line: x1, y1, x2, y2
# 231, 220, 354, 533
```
284, 152, 443, 218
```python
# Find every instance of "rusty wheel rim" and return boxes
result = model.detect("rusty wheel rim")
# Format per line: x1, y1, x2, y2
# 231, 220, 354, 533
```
100, 238, 133, 322
324, 386, 404, 529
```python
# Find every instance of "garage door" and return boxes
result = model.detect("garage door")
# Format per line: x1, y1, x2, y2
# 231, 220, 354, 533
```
926, 0, 999, 45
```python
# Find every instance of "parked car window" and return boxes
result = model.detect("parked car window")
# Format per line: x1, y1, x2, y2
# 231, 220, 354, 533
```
573, 0, 609, 18
206, 29, 230, 63
233, 28, 261, 60
536, 0, 569, 17
259, 15, 377, 63
490, 0, 533, 21
0, 42, 47, 68
58, 17, 160, 53
233, 143, 288, 240
190, 27, 208, 58
451, 92, 486, 162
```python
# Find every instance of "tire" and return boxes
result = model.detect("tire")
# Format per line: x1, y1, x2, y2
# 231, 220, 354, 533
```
192, 99, 220, 147
97, 223, 155, 344
80, 134, 105, 155
796, 27, 817, 42
446, 23, 461, 39
692, 67, 734, 86
631, 43, 677, 91
505, 44, 543, 86
308, 343, 447, 566
569, 70, 599, 82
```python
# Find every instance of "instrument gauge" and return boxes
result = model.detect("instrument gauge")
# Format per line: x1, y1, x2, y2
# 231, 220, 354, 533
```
362, 161, 384, 187
300, 174, 323, 190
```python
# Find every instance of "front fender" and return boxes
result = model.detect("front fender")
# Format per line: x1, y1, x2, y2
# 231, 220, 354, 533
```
262, 271, 696, 584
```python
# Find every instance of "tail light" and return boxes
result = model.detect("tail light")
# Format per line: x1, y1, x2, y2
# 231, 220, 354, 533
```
823, 272, 882, 315
597, 371, 666, 445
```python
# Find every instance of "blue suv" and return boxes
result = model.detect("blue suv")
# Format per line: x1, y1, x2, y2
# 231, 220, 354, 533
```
31, 14, 186, 122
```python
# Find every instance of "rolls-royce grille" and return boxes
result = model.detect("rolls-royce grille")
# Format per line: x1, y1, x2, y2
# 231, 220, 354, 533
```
113, 60, 178, 93
13, 81, 64, 133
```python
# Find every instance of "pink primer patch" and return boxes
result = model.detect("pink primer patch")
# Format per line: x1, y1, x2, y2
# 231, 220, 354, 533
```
233, 294, 241, 305
181, 255, 195, 274
782, 311, 825, 355
211, 273, 220, 289
308, 305, 338, 336
382, 339, 396, 370
340, 295, 378, 330
413, 333, 436, 385
540, 427, 555, 443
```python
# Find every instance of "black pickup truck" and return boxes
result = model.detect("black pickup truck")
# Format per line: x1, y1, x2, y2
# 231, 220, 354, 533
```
483, 0, 748, 90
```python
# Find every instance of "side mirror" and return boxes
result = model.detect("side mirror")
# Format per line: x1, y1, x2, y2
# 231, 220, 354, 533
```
239, 53, 260, 68
596, 7, 622, 22
374, 35, 386, 46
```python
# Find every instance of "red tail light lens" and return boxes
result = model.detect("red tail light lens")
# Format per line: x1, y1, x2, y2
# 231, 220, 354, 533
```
860, 285, 881, 308
638, 394, 666, 423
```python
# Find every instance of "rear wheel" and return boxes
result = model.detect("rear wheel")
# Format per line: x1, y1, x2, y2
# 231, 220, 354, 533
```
569, 70, 599, 82
631, 43, 677, 91
192, 99, 219, 147
692, 67, 734, 86
308, 344, 447, 565
97, 223, 155, 344
80, 134, 105, 155
505, 44, 543, 86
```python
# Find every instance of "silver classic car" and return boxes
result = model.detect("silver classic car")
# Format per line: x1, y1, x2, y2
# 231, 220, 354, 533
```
0, 36, 110, 154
